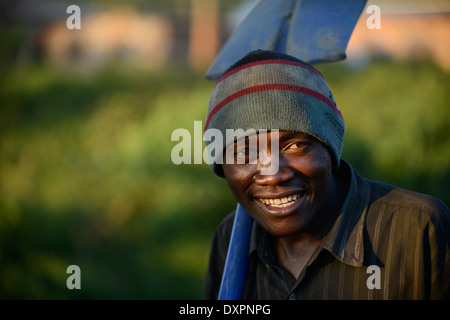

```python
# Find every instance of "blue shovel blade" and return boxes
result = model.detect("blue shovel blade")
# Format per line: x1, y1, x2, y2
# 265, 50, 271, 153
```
205, 0, 367, 80
205, 0, 296, 80
286, 0, 368, 64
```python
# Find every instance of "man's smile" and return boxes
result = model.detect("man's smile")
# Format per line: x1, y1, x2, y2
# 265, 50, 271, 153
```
252, 190, 308, 217
257, 192, 304, 207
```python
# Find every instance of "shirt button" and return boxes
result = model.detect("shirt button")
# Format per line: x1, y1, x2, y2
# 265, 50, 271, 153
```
288, 293, 296, 300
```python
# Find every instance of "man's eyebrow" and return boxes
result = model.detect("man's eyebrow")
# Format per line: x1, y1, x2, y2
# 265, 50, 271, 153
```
230, 131, 313, 148
279, 131, 312, 141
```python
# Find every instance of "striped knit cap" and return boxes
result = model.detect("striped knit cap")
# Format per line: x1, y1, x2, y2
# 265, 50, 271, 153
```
204, 50, 345, 177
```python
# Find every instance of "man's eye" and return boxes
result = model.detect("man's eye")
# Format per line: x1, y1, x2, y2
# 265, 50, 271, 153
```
286, 142, 306, 150
236, 148, 258, 157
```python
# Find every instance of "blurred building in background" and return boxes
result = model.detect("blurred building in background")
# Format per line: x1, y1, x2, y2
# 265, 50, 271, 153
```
0, 0, 219, 72
347, 1, 450, 70
1, 0, 449, 72
40, 8, 174, 68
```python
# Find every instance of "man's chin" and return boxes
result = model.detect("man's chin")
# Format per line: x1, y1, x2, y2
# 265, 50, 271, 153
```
258, 220, 307, 239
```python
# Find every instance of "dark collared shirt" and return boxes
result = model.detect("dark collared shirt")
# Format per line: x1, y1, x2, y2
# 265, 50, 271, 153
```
204, 161, 450, 299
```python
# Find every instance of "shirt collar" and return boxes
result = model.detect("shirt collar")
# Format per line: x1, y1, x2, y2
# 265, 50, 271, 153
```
249, 160, 371, 267
320, 160, 371, 266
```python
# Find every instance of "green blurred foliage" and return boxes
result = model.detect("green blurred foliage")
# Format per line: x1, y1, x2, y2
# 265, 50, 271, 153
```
318, 60, 450, 202
0, 65, 236, 299
0, 58, 448, 299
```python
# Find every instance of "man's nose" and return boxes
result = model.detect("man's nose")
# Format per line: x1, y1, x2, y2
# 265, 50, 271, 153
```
254, 157, 294, 185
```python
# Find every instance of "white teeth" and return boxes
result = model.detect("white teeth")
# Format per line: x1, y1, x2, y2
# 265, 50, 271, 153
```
259, 193, 302, 208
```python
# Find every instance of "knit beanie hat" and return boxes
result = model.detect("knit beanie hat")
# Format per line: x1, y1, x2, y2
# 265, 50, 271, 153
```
204, 50, 345, 177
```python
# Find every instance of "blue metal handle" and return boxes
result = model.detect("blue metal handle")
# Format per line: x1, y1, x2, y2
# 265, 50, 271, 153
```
218, 203, 253, 300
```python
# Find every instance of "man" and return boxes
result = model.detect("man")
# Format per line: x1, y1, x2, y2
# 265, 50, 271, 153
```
203, 50, 450, 299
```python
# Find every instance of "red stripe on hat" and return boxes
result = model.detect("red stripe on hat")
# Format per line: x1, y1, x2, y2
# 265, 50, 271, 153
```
204, 84, 343, 132
214, 59, 325, 89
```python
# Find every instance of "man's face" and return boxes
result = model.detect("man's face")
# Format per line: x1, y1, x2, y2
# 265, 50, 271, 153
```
222, 131, 335, 238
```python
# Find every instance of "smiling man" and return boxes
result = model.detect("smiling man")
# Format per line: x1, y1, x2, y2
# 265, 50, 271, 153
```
203, 50, 450, 299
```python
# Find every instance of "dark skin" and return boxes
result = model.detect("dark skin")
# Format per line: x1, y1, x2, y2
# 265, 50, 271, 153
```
222, 131, 348, 279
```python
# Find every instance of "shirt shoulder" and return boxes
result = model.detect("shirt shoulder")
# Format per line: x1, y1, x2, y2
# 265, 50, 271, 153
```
364, 179, 450, 299
366, 179, 450, 236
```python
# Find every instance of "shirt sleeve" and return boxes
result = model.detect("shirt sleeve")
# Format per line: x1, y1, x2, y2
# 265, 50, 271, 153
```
427, 198, 450, 299
203, 211, 235, 300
